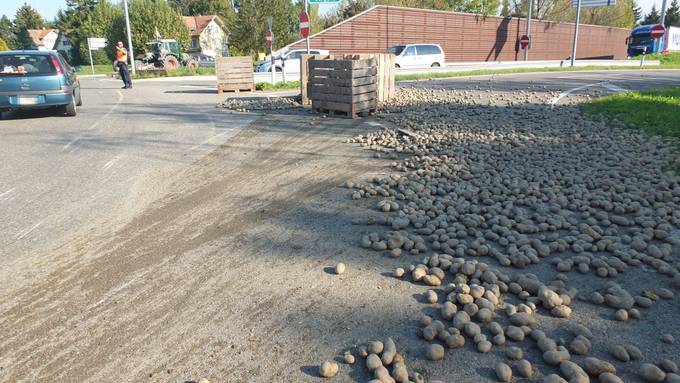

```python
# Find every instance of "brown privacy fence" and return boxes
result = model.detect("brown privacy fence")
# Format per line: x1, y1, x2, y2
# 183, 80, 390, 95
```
288, 5, 630, 62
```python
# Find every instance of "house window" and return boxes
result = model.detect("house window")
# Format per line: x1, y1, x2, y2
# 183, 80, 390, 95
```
191, 38, 199, 49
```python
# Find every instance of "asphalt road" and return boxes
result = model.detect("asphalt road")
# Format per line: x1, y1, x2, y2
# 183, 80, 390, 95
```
2, 69, 679, 289
0, 69, 679, 382
0, 76, 260, 288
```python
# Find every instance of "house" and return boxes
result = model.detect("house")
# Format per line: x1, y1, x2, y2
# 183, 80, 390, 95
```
182, 15, 229, 57
27, 28, 75, 61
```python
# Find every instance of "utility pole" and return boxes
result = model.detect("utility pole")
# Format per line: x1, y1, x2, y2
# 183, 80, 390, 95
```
123, 0, 135, 74
570, 0, 582, 67
660, 0, 668, 27
524, 0, 533, 61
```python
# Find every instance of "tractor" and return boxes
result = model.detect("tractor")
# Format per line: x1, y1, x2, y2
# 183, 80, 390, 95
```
133, 39, 193, 70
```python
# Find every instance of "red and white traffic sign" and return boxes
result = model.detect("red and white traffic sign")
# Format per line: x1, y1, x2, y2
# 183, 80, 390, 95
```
520, 35, 530, 49
299, 12, 310, 38
264, 30, 273, 46
651, 24, 666, 39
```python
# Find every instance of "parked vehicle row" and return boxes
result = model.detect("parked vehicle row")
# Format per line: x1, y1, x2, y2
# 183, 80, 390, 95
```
1, 50, 81, 118
256, 49, 330, 72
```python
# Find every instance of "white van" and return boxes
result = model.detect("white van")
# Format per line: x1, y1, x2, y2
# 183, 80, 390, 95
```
388, 44, 445, 68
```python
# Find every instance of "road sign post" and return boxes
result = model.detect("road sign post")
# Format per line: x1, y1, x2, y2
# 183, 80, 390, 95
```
267, 16, 275, 84
524, 0, 533, 61
300, 9, 310, 54
651, 24, 666, 53
569, 0, 614, 67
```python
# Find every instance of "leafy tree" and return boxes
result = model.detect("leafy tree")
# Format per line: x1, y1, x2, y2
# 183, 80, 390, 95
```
79, 1, 125, 64
642, 4, 660, 24
11, 3, 45, 49
0, 37, 8, 51
0, 15, 15, 49
128, 0, 191, 54
56, 0, 101, 64
665, 0, 679, 27
231, 0, 298, 56
168, 0, 237, 28
501, 0, 511, 15
547, 0, 635, 28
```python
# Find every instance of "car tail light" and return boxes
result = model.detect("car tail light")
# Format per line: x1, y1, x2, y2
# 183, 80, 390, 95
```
51, 54, 63, 75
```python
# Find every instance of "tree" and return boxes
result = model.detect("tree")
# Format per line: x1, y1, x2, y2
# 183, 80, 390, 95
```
11, 3, 45, 49
128, 0, 191, 54
642, 4, 660, 24
230, 0, 298, 56
0, 37, 8, 51
501, 0, 511, 16
0, 15, 14, 49
632, 0, 642, 23
665, 0, 679, 27
56, 0, 101, 64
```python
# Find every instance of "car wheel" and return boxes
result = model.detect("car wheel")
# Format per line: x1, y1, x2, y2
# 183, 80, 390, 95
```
76, 89, 83, 106
395, 64, 400, 68
63, 94, 77, 117
275, 66, 283, 72
431, 62, 441, 67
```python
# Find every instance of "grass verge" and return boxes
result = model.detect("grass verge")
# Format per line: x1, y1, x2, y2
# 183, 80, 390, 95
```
131, 67, 216, 79
582, 86, 680, 138
76, 64, 115, 76
256, 81, 300, 90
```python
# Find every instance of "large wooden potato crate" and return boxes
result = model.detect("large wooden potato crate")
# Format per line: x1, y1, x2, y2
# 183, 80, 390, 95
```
216, 56, 255, 94
309, 57, 378, 118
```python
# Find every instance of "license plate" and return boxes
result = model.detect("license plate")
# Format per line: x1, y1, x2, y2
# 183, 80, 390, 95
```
17, 95, 39, 105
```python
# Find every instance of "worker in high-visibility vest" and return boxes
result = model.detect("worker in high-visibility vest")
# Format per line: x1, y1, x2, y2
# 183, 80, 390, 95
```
116, 41, 132, 89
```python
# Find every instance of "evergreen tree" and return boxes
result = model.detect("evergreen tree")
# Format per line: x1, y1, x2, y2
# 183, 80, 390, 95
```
56, 0, 101, 64
665, 0, 679, 27
0, 15, 14, 49
631, 0, 642, 23
642, 4, 660, 24
11, 4, 45, 49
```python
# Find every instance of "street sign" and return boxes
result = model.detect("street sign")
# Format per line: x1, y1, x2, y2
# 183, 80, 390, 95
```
299, 11, 310, 38
264, 30, 273, 47
651, 24, 666, 39
571, 0, 615, 7
308, 0, 339, 3
519, 35, 530, 49
87, 37, 107, 50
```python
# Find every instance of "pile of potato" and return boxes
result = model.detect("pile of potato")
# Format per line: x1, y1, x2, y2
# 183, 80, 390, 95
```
320, 87, 680, 382
218, 95, 300, 112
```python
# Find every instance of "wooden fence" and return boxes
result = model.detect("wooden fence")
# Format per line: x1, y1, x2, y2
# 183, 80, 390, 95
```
215, 56, 255, 94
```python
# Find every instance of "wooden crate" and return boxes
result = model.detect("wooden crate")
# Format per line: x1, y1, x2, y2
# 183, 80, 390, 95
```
301, 53, 395, 106
309, 57, 378, 118
216, 56, 255, 94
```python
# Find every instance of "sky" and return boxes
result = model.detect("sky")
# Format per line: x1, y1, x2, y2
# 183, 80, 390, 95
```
0, 0, 667, 23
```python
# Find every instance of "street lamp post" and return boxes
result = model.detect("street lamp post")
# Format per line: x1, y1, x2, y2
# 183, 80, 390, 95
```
123, 0, 135, 74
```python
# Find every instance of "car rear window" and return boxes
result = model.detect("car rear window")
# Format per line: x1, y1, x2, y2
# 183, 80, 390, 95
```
0, 54, 56, 76
388, 45, 406, 56
417, 45, 442, 55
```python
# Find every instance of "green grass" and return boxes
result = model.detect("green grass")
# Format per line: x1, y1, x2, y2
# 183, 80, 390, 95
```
635, 52, 680, 67
131, 67, 216, 79
76, 64, 115, 76
394, 62, 680, 82
255, 80, 300, 90
582, 86, 680, 138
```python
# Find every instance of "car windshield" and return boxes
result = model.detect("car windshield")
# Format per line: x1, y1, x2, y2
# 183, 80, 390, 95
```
387, 45, 406, 56
0, 54, 56, 76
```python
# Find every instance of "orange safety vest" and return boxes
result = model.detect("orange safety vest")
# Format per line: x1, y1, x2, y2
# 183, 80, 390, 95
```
116, 47, 128, 63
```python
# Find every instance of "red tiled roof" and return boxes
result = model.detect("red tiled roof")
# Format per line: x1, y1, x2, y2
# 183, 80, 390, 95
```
182, 15, 227, 37
27, 28, 57, 47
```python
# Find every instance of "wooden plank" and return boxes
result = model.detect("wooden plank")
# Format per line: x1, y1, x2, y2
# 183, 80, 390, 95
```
312, 90, 376, 103
310, 83, 377, 95
215, 56, 254, 91
312, 99, 376, 114
310, 67, 376, 79
311, 76, 376, 87
309, 59, 353, 70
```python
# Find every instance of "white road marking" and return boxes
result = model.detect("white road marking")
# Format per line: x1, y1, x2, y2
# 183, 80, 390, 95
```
366, 121, 383, 127
15, 222, 42, 240
102, 156, 120, 170
62, 90, 124, 153
550, 81, 606, 109
603, 83, 628, 92
0, 187, 16, 200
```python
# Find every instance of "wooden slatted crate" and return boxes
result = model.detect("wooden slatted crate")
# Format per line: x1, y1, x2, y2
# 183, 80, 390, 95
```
309, 57, 378, 118
215, 56, 255, 94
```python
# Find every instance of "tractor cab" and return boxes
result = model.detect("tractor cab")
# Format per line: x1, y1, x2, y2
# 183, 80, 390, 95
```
134, 39, 188, 70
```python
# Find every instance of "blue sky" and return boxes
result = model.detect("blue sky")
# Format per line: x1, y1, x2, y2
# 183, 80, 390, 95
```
0, 0, 665, 22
